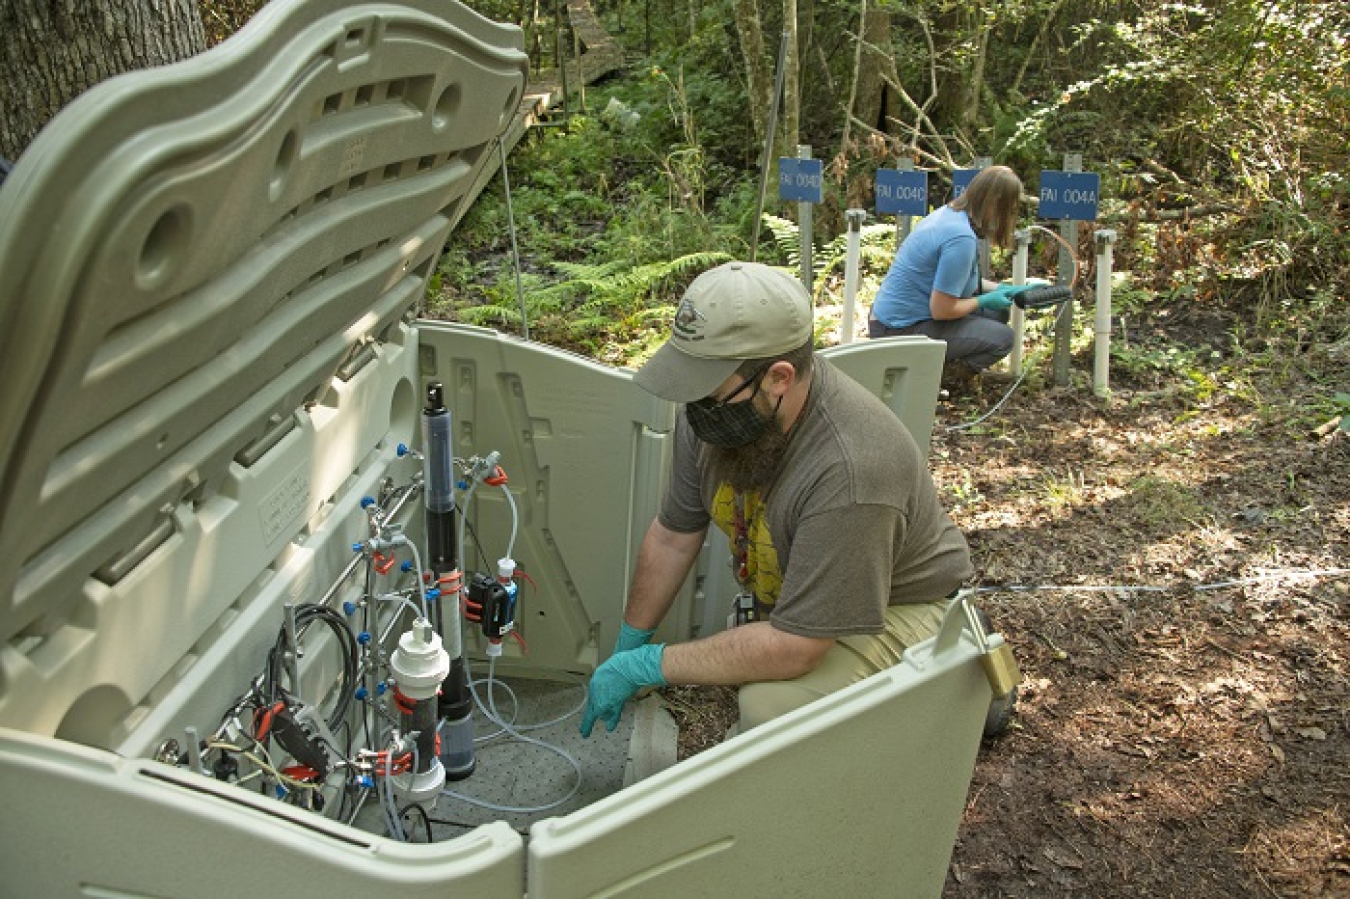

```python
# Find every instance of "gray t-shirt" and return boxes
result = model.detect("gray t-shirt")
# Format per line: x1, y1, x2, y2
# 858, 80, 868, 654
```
659, 357, 973, 638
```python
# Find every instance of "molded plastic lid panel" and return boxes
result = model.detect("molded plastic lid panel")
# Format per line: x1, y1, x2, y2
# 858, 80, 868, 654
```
820, 336, 945, 458
0, 1, 526, 722
415, 322, 676, 673
528, 605, 990, 898
0, 726, 525, 897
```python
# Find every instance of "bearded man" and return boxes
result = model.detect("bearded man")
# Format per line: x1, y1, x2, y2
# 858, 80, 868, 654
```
580, 261, 974, 737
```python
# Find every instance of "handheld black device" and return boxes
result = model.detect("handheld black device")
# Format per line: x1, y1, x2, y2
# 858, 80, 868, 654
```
1013, 285, 1073, 309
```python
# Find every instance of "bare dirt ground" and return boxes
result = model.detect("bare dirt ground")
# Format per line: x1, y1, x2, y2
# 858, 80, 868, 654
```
934, 305, 1349, 898
665, 299, 1349, 898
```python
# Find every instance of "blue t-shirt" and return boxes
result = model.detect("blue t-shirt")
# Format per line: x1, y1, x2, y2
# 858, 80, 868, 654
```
871, 205, 979, 328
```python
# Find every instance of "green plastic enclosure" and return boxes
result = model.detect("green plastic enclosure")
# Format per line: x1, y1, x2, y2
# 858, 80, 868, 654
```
0, 1, 995, 896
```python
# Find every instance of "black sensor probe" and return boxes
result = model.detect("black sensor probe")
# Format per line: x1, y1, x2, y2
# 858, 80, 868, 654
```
1013, 284, 1073, 309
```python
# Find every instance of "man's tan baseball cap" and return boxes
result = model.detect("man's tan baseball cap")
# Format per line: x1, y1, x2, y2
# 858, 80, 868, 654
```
634, 261, 813, 403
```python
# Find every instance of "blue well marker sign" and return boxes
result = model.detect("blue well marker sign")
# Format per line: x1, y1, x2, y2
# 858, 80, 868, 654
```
1039, 170, 1100, 220
778, 157, 824, 204
876, 169, 928, 216
952, 168, 982, 200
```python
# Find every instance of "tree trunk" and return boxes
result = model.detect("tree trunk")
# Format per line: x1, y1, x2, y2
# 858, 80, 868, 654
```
838, 0, 868, 160
781, 0, 800, 158
732, 0, 771, 151
961, 7, 991, 135
0, 0, 206, 161
854, 9, 899, 138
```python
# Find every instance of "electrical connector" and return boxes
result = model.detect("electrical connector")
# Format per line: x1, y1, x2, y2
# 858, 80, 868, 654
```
212, 751, 239, 782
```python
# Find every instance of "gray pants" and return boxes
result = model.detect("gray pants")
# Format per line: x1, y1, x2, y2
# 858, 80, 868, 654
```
868, 309, 1012, 371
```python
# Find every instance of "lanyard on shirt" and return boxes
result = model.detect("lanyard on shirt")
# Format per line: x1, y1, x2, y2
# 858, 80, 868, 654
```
731, 490, 761, 625
733, 490, 751, 585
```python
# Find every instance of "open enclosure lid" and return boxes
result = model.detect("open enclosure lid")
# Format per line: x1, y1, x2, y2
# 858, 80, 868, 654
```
0, 0, 528, 731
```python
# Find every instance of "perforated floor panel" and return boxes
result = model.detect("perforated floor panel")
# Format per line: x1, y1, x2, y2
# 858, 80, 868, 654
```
350, 672, 640, 841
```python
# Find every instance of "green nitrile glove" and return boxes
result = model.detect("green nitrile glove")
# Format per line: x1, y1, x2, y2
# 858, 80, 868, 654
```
579, 643, 667, 737
975, 287, 1015, 311
615, 620, 656, 653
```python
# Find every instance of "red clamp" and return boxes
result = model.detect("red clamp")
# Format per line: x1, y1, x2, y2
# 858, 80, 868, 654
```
463, 593, 482, 623
484, 465, 508, 487
252, 700, 286, 741
372, 552, 395, 576
282, 765, 320, 782
391, 688, 417, 716
438, 570, 463, 594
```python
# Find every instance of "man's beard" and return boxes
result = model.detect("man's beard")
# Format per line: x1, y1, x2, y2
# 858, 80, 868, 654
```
711, 407, 792, 492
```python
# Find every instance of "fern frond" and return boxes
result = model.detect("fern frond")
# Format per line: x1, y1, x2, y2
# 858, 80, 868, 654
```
567, 312, 617, 337
548, 258, 633, 294
457, 303, 520, 326
635, 304, 678, 322
762, 214, 803, 266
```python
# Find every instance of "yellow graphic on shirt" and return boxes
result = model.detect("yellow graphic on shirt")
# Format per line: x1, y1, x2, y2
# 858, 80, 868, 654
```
710, 485, 783, 607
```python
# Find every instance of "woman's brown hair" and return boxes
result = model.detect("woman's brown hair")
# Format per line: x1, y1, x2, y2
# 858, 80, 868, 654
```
950, 165, 1023, 248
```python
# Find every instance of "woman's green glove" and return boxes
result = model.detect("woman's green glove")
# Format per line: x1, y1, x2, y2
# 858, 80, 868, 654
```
975, 286, 1015, 311
580, 644, 667, 737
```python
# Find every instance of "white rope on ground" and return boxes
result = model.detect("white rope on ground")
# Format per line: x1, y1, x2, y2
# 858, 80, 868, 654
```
972, 567, 1350, 597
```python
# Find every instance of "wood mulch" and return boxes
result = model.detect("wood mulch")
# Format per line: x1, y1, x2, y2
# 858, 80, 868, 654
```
666, 307, 1350, 897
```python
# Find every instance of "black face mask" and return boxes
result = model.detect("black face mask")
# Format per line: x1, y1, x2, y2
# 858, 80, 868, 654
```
684, 364, 778, 448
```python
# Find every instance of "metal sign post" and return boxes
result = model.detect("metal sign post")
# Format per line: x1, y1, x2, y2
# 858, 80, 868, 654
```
778, 153, 824, 297
1038, 153, 1101, 386
797, 145, 814, 293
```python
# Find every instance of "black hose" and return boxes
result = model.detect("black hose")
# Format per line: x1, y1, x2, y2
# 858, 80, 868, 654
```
401, 802, 435, 842
266, 604, 359, 729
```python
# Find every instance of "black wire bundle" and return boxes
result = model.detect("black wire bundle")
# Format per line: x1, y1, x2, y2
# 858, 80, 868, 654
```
264, 603, 359, 729
400, 803, 435, 842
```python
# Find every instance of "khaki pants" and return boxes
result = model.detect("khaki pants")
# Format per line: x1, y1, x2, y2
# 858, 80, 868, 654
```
737, 599, 952, 731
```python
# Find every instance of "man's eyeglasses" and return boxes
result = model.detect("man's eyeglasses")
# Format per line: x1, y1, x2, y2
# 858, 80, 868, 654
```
689, 362, 772, 411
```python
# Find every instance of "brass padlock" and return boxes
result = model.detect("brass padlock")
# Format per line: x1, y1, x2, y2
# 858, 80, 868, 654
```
963, 600, 1023, 699
979, 633, 1022, 699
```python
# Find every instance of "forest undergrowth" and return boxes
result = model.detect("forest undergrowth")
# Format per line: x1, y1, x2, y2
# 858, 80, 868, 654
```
388, 2, 1350, 893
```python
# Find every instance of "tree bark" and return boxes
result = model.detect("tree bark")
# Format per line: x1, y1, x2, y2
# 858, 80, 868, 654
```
872, 16, 903, 143
0, 0, 206, 161
853, 8, 899, 136
838, 0, 867, 160
961, 7, 991, 135
781, 0, 800, 158
732, 0, 771, 151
